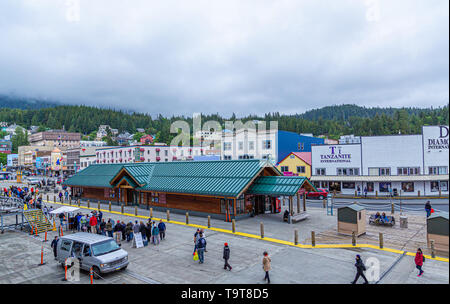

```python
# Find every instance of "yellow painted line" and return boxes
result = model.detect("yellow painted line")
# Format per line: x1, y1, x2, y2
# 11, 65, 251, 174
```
44, 200, 449, 262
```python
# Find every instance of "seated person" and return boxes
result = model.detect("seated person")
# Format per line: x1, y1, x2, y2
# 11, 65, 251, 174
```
283, 210, 289, 221
380, 212, 389, 224
374, 212, 381, 223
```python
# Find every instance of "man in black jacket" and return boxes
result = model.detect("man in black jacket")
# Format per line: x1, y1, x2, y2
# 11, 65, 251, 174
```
351, 255, 369, 284
50, 236, 59, 260
223, 243, 232, 270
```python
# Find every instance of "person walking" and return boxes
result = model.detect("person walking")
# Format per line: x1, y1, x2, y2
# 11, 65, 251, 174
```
106, 219, 113, 238
223, 243, 232, 271
262, 251, 271, 283
351, 255, 369, 284
196, 232, 206, 264
193, 228, 200, 254
425, 201, 432, 217
158, 219, 166, 240
58, 191, 63, 202
415, 248, 425, 277
51, 236, 59, 260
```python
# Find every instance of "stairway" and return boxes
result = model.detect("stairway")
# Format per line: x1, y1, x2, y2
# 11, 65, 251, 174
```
23, 209, 53, 233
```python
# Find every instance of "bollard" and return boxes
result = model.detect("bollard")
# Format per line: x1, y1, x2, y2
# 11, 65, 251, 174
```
54, 195, 56, 203
30, 226, 34, 235
35, 225, 39, 237
135, 206, 138, 216
87, 200, 90, 208
62, 259, 68, 281
260, 222, 264, 238
38, 245, 46, 266
53, 219, 56, 231
150, 208, 153, 218
379, 233, 384, 249
355, 190, 357, 197
375, 191, 378, 198
47, 194, 49, 202
109, 201, 111, 212
43, 228, 48, 242
90, 267, 94, 284
186, 212, 189, 225
418, 190, 420, 197
294, 229, 298, 245
391, 202, 395, 215
68, 198, 71, 205
232, 219, 236, 233
98, 201, 100, 211
439, 189, 442, 197
323, 199, 326, 208
352, 231, 356, 246
78, 199, 80, 207
167, 210, 170, 221
430, 240, 436, 258
207, 216, 211, 228
60, 226, 64, 237
311, 231, 316, 247
121, 204, 124, 214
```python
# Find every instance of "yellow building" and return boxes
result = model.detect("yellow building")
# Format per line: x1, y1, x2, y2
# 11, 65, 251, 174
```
276, 152, 312, 178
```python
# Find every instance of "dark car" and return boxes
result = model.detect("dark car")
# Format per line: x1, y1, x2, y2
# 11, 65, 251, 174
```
306, 188, 328, 200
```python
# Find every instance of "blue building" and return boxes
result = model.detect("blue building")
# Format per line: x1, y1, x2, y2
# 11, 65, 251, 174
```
276, 131, 324, 163
7, 154, 18, 168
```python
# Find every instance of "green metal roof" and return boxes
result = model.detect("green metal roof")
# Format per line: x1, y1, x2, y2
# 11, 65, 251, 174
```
339, 204, 365, 212
63, 164, 124, 188
116, 175, 139, 188
428, 211, 449, 221
136, 160, 267, 197
246, 176, 317, 196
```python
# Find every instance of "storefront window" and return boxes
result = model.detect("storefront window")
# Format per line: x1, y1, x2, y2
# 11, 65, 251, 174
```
401, 182, 414, 192
313, 181, 321, 188
440, 181, 448, 192
342, 182, 355, 189
379, 182, 391, 192
321, 181, 329, 189
430, 181, 439, 192
366, 182, 374, 192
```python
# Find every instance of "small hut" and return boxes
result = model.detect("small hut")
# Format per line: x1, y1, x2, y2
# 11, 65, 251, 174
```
337, 204, 366, 236
427, 212, 449, 252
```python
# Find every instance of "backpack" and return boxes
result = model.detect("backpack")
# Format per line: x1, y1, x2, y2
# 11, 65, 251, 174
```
198, 237, 206, 248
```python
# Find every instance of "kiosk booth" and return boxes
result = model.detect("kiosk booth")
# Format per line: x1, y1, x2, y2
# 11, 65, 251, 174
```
337, 204, 366, 236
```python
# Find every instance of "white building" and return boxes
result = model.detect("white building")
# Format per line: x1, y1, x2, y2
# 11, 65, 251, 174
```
95, 145, 210, 164
80, 140, 107, 147
311, 126, 449, 196
339, 134, 361, 144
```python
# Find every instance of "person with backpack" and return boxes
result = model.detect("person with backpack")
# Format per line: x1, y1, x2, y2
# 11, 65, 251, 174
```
415, 248, 425, 277
193, 228, 200, 254
351, 254, 369, 284
196, 232, 207, 264
425, 201, 432, 217
223, 243, 232, 271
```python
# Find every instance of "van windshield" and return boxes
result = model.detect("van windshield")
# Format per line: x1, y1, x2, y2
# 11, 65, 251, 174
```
91, 240, 120, 256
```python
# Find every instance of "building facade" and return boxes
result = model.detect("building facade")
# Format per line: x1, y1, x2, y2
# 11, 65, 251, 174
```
7, 154, 18, 168
29, 130, 81, 148
0, 140, 12, 154
277, 152, 312, 178
221, 129, 324, 164
311, 126, 449, 196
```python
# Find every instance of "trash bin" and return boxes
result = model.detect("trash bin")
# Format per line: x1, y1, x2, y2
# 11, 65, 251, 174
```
400, 216, 408, 228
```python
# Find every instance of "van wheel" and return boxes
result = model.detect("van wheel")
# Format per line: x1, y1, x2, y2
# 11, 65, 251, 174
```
92, 266, 101, 279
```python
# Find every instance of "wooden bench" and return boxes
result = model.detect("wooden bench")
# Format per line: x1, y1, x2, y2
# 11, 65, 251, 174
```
290, 212, 309, 223
369, 214, 395, 226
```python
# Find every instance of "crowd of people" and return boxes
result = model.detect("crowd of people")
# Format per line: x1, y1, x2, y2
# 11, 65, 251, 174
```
3, 185, 43, 209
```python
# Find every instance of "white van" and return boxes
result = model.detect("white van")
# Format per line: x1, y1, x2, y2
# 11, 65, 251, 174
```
56, 232, 129, 278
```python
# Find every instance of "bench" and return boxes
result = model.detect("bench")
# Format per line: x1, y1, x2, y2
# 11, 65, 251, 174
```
290, 212, 309, 223
369, 214, 395, 226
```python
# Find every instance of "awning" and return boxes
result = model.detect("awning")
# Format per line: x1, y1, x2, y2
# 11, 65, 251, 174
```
247, 176, 317, 196
50, 206, 80, 214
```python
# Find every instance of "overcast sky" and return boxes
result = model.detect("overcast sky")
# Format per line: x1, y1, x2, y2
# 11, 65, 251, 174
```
0, 0, 448, 117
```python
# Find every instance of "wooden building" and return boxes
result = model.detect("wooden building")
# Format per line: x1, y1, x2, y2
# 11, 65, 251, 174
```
426, 212, 449, 252
337, 204, 366, 236
64, 159, 317, 221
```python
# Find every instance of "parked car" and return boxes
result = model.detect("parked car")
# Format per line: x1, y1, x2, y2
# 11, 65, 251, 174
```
306, 188, 328, 200
27, 177, 41, 186
56, 233, 129, 278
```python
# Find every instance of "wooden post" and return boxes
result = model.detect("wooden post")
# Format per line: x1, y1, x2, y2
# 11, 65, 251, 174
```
87, 200, 90, 208
391, 202, 395, 215
47, 194, 49, 202
233, 198, 237, 219
352, 231, 356, 246
78, 199, 80, 207
439, 189, 442, 197
418, 190, 420, 197
166, 210, 170, 221
68, 198, 71, 205
108, 201, 111, 212
311, 231, 316, 247
54, 195, 56, 203
150, 208, 153, 218
430, 240, 436, 258
297, 192, 300, 214
355, 190, 357, 197
121, 204, 124, 214
375, 190, 378, 198
260, 222, 264, 238
303, 193, 306, 212
98, 201, 100, 211
207, 216, 211, 228
323, 199, 326, 208
232, 219, 236, 233
186, 212, 189, 225
289, 196, 293, 216
379, 233, 384, 249
135, 206, 138, 216
294, 229, 298, 245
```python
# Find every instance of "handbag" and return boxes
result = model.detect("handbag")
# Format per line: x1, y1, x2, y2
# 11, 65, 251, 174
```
193, 250, 199, 261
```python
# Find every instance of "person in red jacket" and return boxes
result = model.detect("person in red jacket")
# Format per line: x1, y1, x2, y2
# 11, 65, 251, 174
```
415, 248, 425, 277
89, 215, 98, 234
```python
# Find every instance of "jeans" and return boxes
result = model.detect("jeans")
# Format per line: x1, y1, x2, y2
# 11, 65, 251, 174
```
224, 258, 232, 270
152, 235, 160, 245
127, 232, 133, 242
264, 271, 270, 283
197, 248, 205, 263
352, 270, 368, 284
416, 265, 423, 274
426, 210, 431, 217
107, 230, 113, 238
159, 231, 165, 240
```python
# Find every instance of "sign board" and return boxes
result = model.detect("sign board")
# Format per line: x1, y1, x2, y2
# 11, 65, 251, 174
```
423, 125, 449, 170
134, 233, 144, 248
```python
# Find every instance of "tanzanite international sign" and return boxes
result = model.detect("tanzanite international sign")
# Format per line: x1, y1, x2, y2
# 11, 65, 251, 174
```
320, 146, 352, 163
